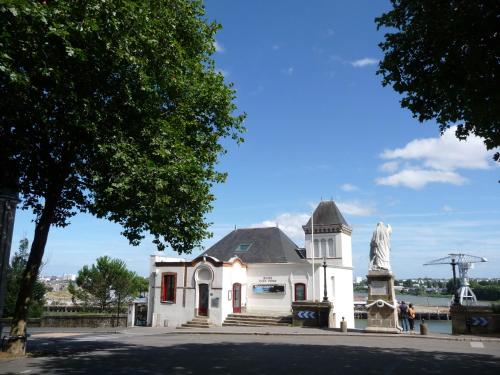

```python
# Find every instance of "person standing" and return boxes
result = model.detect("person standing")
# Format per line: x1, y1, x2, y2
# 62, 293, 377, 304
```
408, 303, 416, 334
399, 300, 409, 332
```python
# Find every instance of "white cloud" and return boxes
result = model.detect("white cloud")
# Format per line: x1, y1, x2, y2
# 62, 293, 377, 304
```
214, 40, 224, 53
380, 127, 493, 171
350, 58, 378, 67
336, 201, 375, 216
379, 161, 399, 173
376, 168, 467, 189
340, 183, 359, 192
442, 205, 453, 212
376, 126, 497, 189
252, 213, 309, 243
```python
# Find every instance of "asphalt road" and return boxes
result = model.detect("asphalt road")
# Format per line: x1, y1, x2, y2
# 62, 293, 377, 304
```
1, 330, 500, 374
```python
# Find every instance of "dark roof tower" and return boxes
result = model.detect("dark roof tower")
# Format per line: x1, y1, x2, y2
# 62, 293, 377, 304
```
302, 201, 352, 235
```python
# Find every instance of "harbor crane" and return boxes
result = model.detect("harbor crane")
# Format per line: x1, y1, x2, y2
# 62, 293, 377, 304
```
424, 253, 487, 305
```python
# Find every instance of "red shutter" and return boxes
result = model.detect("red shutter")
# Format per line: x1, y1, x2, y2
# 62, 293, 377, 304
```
161, 273, 166, 302
161, 273, 177, 303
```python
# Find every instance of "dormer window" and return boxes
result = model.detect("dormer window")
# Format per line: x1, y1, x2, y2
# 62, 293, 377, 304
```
235, 243, 252, 252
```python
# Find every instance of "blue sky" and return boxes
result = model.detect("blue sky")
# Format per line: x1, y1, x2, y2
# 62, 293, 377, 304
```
11, 0, 499, 279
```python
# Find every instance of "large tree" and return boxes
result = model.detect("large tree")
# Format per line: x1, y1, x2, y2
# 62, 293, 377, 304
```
5, 238, 47, 319
0, 0, 244, 354
376, 1, 499, 161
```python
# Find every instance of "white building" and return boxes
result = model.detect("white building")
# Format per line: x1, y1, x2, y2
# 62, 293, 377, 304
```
147, 201, 355, 328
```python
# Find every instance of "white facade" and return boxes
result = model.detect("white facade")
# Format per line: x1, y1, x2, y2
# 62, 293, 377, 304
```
147, 202, 355, 328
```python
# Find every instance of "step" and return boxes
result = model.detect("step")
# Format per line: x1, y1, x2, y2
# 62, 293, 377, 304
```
222, 322, 291, 327
225, 317, 292, 324
227, 314, 292, 321
179, 323, 212, 328
226, 314, 292, 320
223, 317, 290, 324
225, 316, 291, 322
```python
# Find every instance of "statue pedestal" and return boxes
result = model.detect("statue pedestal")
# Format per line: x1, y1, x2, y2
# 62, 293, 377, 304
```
364, 270, 399, 334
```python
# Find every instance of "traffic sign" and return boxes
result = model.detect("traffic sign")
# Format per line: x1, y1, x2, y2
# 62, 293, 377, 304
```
297, 311, 316, 319
471, 316, 488, 327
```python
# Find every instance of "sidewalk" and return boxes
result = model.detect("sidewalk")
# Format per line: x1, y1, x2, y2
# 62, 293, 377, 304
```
123, 325, 500, 342
4, 325, 499, 343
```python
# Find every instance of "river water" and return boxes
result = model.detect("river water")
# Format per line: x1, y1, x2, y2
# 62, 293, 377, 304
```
354, 292, 493, 307
353, 292, 457, 334
354, 319, 452, 334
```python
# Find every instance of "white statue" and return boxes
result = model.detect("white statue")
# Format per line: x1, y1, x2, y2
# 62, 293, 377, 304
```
369, 222, 392, 271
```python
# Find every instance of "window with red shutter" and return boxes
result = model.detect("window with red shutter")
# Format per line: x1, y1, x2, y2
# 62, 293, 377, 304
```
160, 273, 177, 303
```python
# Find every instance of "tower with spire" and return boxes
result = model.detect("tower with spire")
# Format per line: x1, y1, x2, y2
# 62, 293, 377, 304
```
302, 201, 355, 327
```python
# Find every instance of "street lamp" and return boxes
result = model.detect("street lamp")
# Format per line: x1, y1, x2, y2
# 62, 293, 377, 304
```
322, 256, 328, 302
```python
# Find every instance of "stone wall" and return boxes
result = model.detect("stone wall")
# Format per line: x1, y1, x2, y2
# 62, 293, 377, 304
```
450, 305, 500, 335
1, 315, 127, 329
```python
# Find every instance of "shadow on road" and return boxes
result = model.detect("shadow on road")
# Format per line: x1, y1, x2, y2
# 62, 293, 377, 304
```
10, 338, 499, 375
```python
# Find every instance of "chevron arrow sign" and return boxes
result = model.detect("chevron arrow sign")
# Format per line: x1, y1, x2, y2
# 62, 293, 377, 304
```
471, 316, 488, 327
297, 311, 316, 319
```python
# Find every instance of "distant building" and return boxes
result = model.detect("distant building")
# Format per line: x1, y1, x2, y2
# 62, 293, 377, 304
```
147, 201, 355, 328
62, 274, 77, 281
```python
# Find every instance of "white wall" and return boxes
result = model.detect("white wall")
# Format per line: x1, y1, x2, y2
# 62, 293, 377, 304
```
148, 256, 248, 327
246, 263, 311, 313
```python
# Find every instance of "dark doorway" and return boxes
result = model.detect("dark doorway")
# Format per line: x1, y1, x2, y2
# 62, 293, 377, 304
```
198, 283, 209, 316
134, 304, 147, 326
233, 283, 241, 313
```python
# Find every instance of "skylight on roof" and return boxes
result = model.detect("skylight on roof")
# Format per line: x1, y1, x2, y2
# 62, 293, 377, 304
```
235, 243, 252, 252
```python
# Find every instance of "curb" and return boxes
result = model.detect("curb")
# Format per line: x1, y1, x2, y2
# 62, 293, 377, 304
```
167, 329, 500, 342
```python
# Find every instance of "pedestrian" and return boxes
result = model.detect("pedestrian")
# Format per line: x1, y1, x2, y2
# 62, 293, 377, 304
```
408, 303, 416, 334
399, 300, 409, 332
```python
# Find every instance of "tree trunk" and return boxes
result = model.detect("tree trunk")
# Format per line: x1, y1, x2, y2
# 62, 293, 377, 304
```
116, 296, 121, 328
5, 190, 59, 355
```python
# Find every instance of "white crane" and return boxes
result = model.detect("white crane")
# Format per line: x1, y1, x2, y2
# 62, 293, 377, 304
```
424, 253, 488, 305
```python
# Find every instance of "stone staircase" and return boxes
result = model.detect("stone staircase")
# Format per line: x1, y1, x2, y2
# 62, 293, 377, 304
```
222, 313, 292, 327
178, 316, 214, 329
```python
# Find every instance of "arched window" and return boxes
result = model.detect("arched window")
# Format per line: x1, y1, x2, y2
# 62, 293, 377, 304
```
294, 283, 306, 301
328, 238, 335, 258
321, 239, 327, 257
314, 239, 320, 258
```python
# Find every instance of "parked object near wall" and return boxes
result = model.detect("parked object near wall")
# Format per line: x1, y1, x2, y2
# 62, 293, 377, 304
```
451, 305, 500, 335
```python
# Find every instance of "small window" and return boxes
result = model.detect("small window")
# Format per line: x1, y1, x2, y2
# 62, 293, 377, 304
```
295, 283, 307, 301
235, 243, 252, 252
161, 273, 176, 303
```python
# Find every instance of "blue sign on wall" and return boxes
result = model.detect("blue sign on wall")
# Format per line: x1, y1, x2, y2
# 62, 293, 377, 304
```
297, 311, 316, 319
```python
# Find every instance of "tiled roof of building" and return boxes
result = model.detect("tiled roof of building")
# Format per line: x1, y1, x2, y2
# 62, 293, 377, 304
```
201, 227, 306, 264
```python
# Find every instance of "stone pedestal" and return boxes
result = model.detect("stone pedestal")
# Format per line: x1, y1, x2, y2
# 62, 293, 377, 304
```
364, 270, 399, 334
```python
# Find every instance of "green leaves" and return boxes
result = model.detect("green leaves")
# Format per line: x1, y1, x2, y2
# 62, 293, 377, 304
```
376, 0, 499, 162
71, 256, 144, 311
1, 0, 245, 251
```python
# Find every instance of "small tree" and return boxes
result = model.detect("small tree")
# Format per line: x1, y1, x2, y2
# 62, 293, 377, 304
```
70, 256, 144, 322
